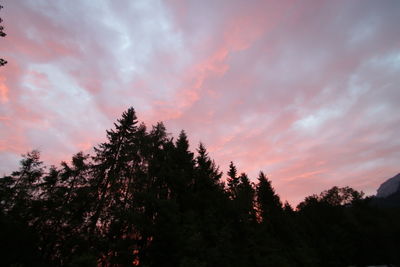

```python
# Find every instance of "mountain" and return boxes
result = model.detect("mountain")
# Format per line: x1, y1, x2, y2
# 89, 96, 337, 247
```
371, 173, 400, 208
376, 173, 400, 198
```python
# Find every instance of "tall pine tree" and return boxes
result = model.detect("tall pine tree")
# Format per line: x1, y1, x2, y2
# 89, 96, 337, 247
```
255, 171, 282, 225
89, 107, 142, 265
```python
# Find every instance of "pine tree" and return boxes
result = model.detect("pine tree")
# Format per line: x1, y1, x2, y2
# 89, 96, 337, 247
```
236, 173, 256, 222
38, 152, 92, 265
0, 151, 45, 264
7, 150, 44, 217
227, 161, 239, 198
88, 107, 141, 265
175, 130, 194, 170
171, 130, 195, 200
3, 106, 400, 266
195, 143, 222, 189
255, 172, 282, 224
283, 201, 294, 214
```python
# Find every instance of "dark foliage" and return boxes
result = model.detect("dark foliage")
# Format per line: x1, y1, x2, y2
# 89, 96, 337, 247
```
0, 4, 7, 66
1, 107, 399, 266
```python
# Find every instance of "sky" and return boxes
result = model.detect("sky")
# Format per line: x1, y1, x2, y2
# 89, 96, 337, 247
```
1, 0, 400, 205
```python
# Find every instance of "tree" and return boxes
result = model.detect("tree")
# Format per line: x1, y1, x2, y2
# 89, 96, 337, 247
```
227, 161, 239, 198
255, 172, 282, 224
2, 106, 399, 266
320, 186, 364, 206
235, 173, 256, 222
0, 150, 45, 265
0, 5, 7, 66
297, 186, 365, 210
283, 201, 294, 214
88, 107, 142, 265
6, 151, 44, 217
171, 130, 195, 200
195, 143, 222, 188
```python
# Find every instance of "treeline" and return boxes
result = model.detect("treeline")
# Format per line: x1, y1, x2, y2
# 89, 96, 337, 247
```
0, 108, 399, 266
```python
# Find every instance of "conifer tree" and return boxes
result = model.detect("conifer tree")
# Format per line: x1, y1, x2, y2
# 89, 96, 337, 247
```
236, 173, 256, 221
171, 130, 195, 200
147, 122, 172, 200
195, 143, 222, 189
255, 171, 282, 224
191, 143, 225, 217
175, 130, 194, 170
283, 201, 294, 214
38, 152, 92, 265
88, 107, 141, 264
59, 152, 91, 231
227, 161, 239, 198
2, 106, 399, 266
7, 150, 44, 217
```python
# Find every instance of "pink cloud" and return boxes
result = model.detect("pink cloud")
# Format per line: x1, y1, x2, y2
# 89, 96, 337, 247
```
1, 0, 400, 206
0, 76, 9, 103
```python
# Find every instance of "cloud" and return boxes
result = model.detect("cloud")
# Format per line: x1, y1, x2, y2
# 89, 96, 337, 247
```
0, 76, 9, 103
1, 0, 399, 205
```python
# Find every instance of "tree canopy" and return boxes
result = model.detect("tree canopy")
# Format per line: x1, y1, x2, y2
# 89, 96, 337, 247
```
0, 107, 399, 266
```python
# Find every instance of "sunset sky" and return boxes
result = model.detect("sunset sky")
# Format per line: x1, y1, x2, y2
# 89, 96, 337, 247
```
1, 0, 399, 205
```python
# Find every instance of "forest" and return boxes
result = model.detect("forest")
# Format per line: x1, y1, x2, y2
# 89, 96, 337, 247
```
1, 108, 399, 267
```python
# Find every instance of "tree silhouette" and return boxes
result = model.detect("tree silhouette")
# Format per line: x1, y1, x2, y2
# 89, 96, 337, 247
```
0, 4, 7, 66
227, 161, 239, 199
0, 107, 399, 266
255, 171, 282, 224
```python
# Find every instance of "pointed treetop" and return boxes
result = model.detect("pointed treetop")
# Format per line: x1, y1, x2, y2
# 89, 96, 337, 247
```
227, 162, 240, 193
239, 172, 251, 185
227, 161, 237, 180
257, 171, 277, 196
196, 143, 208, 165
283, 201, 294, 213
12, 150, 44, 183
197, 142, 207, 156
93, 107, 139, 163
147, 122, 165, 148
176, 130, 190, 151
152, 122, 166, 134
118, 107, 138, 126
256, 171, 283, 221
258, 171, 267, 182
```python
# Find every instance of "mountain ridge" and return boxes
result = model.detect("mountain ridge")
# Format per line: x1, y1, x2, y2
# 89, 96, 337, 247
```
376, 173, 400, 198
